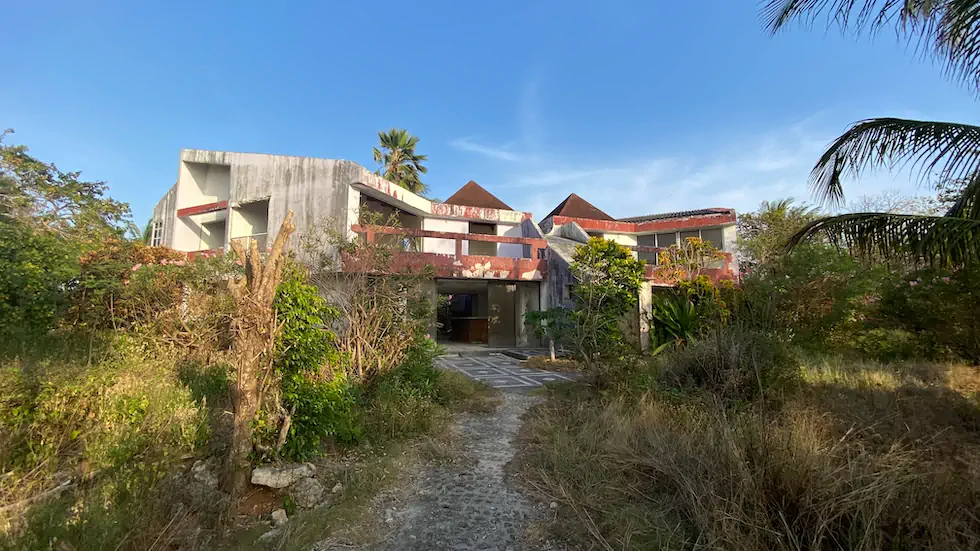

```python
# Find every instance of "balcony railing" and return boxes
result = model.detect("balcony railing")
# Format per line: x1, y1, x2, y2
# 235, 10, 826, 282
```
348, 224, 547, 280
231, 233, 268, 251
631, 245, 735, 283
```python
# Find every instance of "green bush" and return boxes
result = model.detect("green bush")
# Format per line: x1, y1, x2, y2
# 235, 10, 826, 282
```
279, 372, 362, 458
654, 327, 800, 403
0, 220, 78, 350
366, 335, 448, 439
570, 237, 645, 367
739, 244, 885, 347
849, 328, 925, 362
877, 269, 980, 362
0, 338, 208, 550
271, 260, 357, 459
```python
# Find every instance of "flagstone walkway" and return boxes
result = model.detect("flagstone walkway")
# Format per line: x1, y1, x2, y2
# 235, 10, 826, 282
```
435, 354, 577, 390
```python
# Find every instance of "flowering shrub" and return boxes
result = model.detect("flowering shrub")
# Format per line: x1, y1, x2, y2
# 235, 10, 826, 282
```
878, 269, 980, 362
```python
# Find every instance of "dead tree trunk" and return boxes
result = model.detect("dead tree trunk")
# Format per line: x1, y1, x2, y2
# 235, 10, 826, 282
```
224, 211, 295, 514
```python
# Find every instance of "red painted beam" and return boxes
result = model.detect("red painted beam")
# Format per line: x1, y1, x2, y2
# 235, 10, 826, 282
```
552, 212, 736, 234
351, 224, 546, 248
177, 201, 228, 217
342, 251, 546, 281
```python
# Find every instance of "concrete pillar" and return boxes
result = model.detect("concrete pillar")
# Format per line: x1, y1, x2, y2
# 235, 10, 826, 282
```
638, 281, 653, 353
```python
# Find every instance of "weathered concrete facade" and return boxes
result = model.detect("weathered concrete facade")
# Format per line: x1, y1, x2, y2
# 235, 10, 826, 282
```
150, 149, 550, 347
150, 150, 738, 352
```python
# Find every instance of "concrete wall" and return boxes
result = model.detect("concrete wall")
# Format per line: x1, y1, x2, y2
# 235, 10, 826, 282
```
516, 282, 543, 346
179, 162, 230, 207
423, 218, 469, 255
230, 200, 269, 240
497, 223, 524, 258
151, 183, 179, 248
723, 224, 739, 272
603, 232, 639, 260
165, 149, 368, 260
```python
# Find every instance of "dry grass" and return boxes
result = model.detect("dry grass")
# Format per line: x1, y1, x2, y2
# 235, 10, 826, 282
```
523, 356, 583, 373
518, 358, 980, 550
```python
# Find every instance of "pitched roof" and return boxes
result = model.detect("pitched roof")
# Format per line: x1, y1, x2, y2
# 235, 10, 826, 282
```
545, 193, 615, 221
616, 208, 735, 223
443, 180, 513, 211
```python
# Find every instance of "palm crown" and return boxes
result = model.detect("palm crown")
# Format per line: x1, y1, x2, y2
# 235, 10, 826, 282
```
372, 128, 429, 196
765, 0, 980, 267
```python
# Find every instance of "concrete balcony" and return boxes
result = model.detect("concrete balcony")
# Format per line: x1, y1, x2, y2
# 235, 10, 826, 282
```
347, 225, 547, 281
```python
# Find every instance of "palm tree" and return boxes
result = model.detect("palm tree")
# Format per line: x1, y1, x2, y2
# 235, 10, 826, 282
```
372, 128, 429, 195
763, 1, 980, 267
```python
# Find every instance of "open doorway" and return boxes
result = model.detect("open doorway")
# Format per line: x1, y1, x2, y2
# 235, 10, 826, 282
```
436, 280, 489, 347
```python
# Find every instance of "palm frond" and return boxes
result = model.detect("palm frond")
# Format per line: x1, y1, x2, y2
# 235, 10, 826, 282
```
944, 169, 980, 218
763, 0, 980, 93
807, 118, 980, 207
787, 211, 980, 266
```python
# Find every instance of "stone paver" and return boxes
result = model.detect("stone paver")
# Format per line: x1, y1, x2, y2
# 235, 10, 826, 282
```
314, 393, 573, 551
436, 354, 576, 390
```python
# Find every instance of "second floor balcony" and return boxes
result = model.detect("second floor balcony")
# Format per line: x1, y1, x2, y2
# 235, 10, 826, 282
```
631, 245, 736, 285
347, 224, 547, 281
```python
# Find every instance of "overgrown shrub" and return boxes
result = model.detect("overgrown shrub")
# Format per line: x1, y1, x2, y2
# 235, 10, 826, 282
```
266, 261, 358, 460
0, 338, 209, 549
652, 326, 800, 403
569, 237, 645, 369
366, 335, 446, 439
877, 269, 980, 362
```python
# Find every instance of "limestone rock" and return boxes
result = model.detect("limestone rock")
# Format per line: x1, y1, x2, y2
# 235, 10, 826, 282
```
331, 482, 343, 494
290, 477, 325, 509
191, 460, 218, 488
250, 463, 316, 489
271, 508, 288, 527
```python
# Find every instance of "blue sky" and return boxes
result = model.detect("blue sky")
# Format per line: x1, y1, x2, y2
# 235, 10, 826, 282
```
3, 0, 978, 224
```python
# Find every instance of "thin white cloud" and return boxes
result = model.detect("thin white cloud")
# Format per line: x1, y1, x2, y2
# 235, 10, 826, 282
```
449, 137, 529, 162
449, 77, 935, 220
500, 118, 924, 219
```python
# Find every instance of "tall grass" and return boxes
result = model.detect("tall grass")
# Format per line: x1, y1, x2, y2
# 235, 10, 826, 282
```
0, 336, 217, 550
520, 351, 980, 550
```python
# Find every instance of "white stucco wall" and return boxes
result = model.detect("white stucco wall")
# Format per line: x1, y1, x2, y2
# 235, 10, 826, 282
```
423, 218, 469, 255
604, 232, 639, 259
497, 223, 523, 258
603, 233, 637, 248
723, 224, 738, 272
229, 200, 270, 239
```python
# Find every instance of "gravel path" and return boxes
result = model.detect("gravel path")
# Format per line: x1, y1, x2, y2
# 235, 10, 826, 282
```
316, 392, 559, 551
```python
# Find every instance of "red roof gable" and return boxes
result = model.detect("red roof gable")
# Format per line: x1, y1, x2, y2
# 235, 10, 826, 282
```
544, 193, 614, 221
443, 180, 513, 211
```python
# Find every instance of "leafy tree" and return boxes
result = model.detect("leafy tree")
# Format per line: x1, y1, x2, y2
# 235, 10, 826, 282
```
738, 199, 820, 271
570, 237, 645, 367
1, 129, 132, 240
0, 130, 136, 346
763, 2, 980, 266
372, 128, 429, 195
0, 221, 77, 348
524, 307, 573, 361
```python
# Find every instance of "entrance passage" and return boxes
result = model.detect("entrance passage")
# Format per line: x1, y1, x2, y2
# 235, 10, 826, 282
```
437, 280, 489, 346
436, 279, 542, 349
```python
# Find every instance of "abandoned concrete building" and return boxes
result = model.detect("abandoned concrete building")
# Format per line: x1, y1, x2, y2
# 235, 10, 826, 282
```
150, 149, 738, 352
